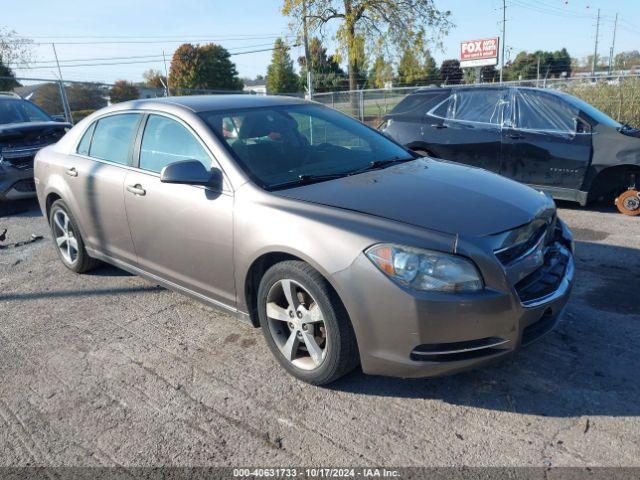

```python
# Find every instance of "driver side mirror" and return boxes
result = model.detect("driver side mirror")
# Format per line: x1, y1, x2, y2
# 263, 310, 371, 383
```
160, 160, 223, 190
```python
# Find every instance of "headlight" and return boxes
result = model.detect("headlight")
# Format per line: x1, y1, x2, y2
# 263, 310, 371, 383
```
365, 243, 484, 292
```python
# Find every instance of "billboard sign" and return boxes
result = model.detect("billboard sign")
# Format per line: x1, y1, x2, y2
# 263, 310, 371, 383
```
460, 38, 499, 68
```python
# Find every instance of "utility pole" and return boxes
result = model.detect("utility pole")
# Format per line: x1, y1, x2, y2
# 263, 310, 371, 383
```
536, 55, 541, 87
500, 0, 506, 83
51, 43, 72, 124
302, 0, 313, 98
162, 50, 170, 96
609, 12, 618, 75
592, 8, 601, 77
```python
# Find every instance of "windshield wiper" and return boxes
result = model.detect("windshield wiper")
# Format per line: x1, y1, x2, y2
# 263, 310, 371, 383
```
350, 155, 415, 175
268, 172, 349, 190
268, 156, 414, 191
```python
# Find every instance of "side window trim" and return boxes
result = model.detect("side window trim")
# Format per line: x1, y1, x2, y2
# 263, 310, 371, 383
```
131, 113, 149, 170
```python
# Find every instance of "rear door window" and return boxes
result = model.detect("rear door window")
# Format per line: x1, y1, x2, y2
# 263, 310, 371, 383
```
514, 90, 578, 132
89, 113, 141, 165
76, 122, 96, 156
139, 115, 212, 173
451, 89, 504, 124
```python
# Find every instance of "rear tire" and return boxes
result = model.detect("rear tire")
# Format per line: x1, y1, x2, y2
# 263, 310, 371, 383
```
257, 260, 359, 385
49, 199, 100, 273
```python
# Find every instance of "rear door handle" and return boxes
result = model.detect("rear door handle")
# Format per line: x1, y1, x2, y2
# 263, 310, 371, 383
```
65, 167, 78, 177
126, 184, 146, 196
430, 124, 447, 129
507, 133, 525, 139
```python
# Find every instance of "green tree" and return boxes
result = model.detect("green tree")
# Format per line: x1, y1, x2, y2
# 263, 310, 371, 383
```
423, 50, 439, 85
0, 60, 18, 90
368, 55, 393, 88
282, 0, 452, 92
439, 59, 463, 85
169, 43, 243, 92
480, 65, 498, 83
109, 80, 139, 103
298, 37, 346, 92
267, 38, 300, 94
397, 48, 423, 86
505, 49, 573, 80
0, 27, 32, 90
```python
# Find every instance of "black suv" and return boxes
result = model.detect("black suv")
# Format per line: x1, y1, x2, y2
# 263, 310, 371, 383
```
380, 86, 640, 215
0, 93, 70, 202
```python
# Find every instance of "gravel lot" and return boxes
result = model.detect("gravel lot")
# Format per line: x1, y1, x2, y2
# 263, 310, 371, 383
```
0, 199, 638, 467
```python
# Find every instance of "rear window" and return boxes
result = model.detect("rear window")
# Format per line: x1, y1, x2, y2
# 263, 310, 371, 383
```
391, 91, 450, 117
89, 114, 141, 165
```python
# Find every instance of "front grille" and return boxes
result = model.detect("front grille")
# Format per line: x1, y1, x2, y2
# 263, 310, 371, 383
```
495, 214, 557, 266
514, 244, 570, 304
1, 146, 42, 170
3, 154, 35, 170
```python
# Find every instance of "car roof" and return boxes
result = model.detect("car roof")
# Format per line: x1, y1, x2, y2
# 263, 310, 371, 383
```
414, 85, 568, 98
120, 94, 308, 113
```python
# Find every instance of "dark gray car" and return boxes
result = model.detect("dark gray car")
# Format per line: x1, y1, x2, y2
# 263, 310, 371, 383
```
0, 93, 70, 201
35, 95, 574, 385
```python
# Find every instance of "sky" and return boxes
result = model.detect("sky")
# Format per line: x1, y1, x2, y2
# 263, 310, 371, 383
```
3, 0, 640, 85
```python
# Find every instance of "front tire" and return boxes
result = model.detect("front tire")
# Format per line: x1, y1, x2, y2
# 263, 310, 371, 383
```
257, 260, 359, 385
49, 199, 100, 273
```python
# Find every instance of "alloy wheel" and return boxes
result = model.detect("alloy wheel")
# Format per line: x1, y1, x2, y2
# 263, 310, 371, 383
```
52, 209, 79, 264
265, 279, 327, 370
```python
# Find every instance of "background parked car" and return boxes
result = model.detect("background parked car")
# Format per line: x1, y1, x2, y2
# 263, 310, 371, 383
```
379, 86, 640, 215
0, 92, 70, 202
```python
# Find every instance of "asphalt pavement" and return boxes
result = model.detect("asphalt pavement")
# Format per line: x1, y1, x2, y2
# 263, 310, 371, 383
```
0, 199, 638, 467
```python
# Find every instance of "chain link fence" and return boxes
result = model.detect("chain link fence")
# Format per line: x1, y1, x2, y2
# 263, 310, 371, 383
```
1, 76, 263, 125
311, 74, 640, 128
6, 74, 640, 129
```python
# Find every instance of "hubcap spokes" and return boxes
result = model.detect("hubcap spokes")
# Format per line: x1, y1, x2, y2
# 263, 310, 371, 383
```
53, 210, 78, 264
266, 279, 327, 370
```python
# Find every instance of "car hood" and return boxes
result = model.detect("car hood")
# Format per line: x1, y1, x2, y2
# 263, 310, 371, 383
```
274, 159, 555, 237
0, 121, 70, 146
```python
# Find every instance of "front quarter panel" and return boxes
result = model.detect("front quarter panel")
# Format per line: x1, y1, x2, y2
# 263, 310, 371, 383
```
233, 184, 456, 331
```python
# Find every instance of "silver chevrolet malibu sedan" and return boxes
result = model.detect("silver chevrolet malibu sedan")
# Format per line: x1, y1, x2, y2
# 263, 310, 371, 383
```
35, 95, 575, 385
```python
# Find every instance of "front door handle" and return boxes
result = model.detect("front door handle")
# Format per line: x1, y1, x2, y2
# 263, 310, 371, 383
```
507, 133, 525, 139
431, 124, 447, 129
65, 167, 78, 177
126, 184, 146, 196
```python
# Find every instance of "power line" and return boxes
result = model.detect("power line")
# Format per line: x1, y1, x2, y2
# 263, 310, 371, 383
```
20, 42, 282, 66
14, 44, 300, 70
8, 34, 296, 46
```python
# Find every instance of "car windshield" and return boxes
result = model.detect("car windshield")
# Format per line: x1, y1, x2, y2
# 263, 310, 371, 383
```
199, 103, 413, 189
0, 99, 52, 125
563, 94, 621, 129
